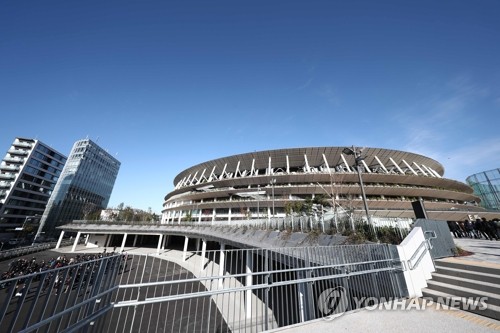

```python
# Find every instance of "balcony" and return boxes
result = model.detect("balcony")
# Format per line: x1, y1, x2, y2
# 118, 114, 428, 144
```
7, 149, 28, 156
0, 181, 12, 188
0, 173, 15, 180
3, 156, 24, 163
13, 141, 33, 149
0, 164, 20, 171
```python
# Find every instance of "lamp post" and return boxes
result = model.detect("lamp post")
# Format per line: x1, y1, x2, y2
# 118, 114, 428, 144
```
343, 146, 378, 242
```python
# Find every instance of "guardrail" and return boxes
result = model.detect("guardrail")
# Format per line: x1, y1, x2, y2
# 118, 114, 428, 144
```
0, 240, 74, 262
0, 253, 123, 333
0, 244, 408, 332
106, 245, 406, 332
73, 216, 411, 244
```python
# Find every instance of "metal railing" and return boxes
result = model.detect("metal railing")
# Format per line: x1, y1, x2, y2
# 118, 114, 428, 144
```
76, 215, 411, 244
0, 240, 74, 262
0, 244, 408, 332
0, 253, 124, 333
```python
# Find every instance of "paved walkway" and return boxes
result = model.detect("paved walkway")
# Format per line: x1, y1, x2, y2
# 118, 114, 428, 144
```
453, 237, 500, 264
273, 303, 500, 332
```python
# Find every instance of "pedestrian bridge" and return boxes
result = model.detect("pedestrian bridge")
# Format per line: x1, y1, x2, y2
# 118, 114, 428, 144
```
1, 222, 435, 332
56, 220, 351, 255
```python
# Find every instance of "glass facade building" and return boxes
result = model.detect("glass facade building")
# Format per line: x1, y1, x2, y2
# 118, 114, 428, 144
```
466, 168, 500, 211
37, 139, 121, 236
0, 137, 67, 228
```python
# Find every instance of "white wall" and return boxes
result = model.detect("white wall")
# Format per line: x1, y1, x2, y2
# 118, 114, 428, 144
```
397, 226, 435, 298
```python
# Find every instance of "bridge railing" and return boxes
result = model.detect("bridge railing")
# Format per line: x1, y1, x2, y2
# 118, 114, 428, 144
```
0, 253, 124, 333
0, 244, 409, 332
0, 240, 74, 262
100, 244, 407, 332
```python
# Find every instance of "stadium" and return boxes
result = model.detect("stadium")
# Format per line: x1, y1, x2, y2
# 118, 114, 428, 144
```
162, 146, 500, 224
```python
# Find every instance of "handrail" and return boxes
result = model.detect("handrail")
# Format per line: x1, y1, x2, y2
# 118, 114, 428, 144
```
0, 240, 73, 262
424, 230, 437, 249
407, 230, 437, 270
408, 241, 428, 270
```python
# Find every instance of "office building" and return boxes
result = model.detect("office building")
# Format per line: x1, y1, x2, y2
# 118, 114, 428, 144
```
36, 139, 120, 236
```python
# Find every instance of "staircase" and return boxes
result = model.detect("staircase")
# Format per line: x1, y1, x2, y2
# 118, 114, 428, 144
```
422, 258, 500, 320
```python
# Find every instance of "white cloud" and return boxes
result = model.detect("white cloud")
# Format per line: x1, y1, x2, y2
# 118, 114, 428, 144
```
442, 137, 500, 181
398, 75, 499, 182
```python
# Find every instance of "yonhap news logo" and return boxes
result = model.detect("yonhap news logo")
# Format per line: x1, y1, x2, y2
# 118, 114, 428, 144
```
318, 289, 488, 321
351, 296, 488, 311
317, 287, 349, 320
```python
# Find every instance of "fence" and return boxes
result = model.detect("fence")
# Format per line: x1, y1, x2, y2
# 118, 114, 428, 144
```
0, 253, 124, 333
0, 244, 408, 332
0, 240, 74, 262
90, 214, 412, 245
164, 215, 412, 244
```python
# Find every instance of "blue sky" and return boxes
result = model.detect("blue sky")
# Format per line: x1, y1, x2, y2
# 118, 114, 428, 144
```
1, 1, 500, 213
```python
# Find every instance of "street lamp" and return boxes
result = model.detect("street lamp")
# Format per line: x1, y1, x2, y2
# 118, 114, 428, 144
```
343, 146, 378, 242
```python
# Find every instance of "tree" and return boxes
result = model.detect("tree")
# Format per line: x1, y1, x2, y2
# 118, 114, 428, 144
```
120, 206, 135, 222
83, 202, 96, 220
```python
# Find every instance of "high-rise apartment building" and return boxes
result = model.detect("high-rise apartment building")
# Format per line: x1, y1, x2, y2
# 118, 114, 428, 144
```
36, 139, 120, 236
0, 137, 67, 229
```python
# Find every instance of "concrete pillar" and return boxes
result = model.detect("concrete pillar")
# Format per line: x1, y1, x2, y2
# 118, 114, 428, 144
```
162, 235, 169, 249
228, 208, 232, 223
85, 234, 90, 245
71, 231, 81, 253
246, 250, 253, 318
133, 234, 138, 247
218, 243, 225, 287
120, 233, 128, 252
55, 231, 65, 249
177, 211, 182, 224
212, 208, 216, 224
104, 234, 110, 247
182, 236, 189, 261
200, 239, 207, 272
196, 238, 201, 252
157, 234, 163, 254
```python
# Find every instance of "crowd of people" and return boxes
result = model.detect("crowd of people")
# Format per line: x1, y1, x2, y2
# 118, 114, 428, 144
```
1, 250, 128, 297
448, 218, 500, 240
